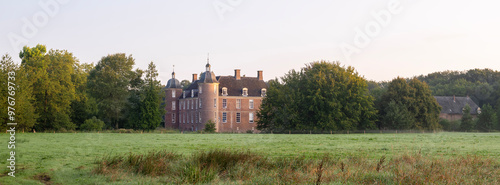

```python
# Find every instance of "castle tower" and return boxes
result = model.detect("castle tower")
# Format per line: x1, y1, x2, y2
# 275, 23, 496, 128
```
198, 59, 220, 131
164, 70, 182, 129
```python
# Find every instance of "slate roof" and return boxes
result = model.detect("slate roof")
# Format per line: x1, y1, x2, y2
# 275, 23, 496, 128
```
180, 76, 268, 99
217, 76, 268, 96
200, 71, 218, 83
434, 96, 480, 115
165, 72, 181, 89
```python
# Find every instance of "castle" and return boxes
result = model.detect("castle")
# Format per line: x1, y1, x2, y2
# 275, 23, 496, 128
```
163, 61, 268, 132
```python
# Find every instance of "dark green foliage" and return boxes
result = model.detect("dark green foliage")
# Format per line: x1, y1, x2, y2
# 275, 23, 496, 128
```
460, 104, 475, 131
181, 79, 191, 90
80, 116, 105, 131
438, 119, 460, 131
204, 120, 216, 133
379, 78, 441, 130
257, 61, 377, 131
417, 69, 500, 108
138, 62, 164, 131
87, 53, 136, 129
476, 104, 497, 132
382, 100, 415, 129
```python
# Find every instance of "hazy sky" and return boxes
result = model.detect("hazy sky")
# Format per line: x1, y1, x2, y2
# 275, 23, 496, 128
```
1, 0, 499, 84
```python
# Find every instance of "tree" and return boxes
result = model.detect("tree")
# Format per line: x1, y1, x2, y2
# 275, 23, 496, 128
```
138, 62, 164, 130
460, 104, 475, 131
476, 104, 497, 132
181, 80, 191, 89
204, 120, 216, 133
379, 77, 441, 130
382, 100, 415, 129
87, 53, 135, 129
70, 63, 94, 128
80, 116, 105, 131
257, 61, 377, 132
0, 54, 38, 131
20, 45, 78, 131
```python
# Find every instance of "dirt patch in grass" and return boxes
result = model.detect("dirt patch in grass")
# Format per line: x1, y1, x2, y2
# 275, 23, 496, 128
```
33, 173, 52, 185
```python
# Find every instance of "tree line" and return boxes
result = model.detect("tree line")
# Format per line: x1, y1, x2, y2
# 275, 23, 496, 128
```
257, 61, 500, 132
0, 45, 165, 132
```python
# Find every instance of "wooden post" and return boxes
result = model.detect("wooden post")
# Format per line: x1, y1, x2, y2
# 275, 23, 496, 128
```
289, 130, 291, 134
347, 131, 349, 134
330, 131, 332, 134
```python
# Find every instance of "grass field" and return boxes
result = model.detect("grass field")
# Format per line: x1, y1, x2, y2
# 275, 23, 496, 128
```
0, 132, 499, 184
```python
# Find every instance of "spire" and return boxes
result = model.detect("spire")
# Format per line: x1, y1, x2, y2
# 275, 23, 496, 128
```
205, 53, 211, 71
172, 65, 175, 78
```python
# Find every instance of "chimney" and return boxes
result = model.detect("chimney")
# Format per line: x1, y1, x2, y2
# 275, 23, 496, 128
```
192, 74, 198, 83
234, 69, 241, 80
257, 70, 263, 81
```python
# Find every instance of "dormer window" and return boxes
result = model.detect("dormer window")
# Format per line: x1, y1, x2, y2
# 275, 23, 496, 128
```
199, 86, 202, 94
261, 88, 267, 97
222, 87, 228, 96
242, 88, 248, 97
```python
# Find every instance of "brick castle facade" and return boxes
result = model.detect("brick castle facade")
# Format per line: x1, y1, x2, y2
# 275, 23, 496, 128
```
164, 61, 267, 132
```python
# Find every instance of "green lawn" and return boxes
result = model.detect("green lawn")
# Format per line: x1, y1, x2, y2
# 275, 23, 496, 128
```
1, 132, 499, 184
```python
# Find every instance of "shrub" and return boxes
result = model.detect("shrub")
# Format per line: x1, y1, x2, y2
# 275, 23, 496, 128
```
204, 120, 216, 133
80, 116, 105, 131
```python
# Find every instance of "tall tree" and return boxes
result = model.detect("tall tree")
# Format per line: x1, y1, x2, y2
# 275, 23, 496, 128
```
0, 54, 38, 131
20, 45, 77, 131
460, 104, 474, 131
379, 77, 441, 130
138, 62, 164, 130
257, 61, 377, 132
476, 104, 496, 132
87, 53, 135, 129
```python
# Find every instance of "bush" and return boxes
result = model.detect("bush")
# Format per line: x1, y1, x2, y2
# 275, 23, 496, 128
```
80, 116, 105, 131
204, 120, 216, 133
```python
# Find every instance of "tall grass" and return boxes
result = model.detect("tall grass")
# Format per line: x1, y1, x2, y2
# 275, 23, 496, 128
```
93, 149, 500, 184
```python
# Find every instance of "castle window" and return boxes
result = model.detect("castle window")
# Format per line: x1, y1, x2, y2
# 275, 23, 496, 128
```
195, 112, 198, 123
261, 88, 266, 97
249, 99, 254, 109
214, 98, 217, 107
191, 112, 193, 123
199, 86, 202, 94
183, 91, 186, 98
242, 88, 248, 96
172, 113, 175, 123
249, 112, 254, 123
172, 91, 176, 98
199, 112, 201, 123
236, 99, 241, 109
191, 100, 194, 110
172, 101, 176, 110
222, 87, 228, 96
191, 90, 194, 97
222, 99, 227, 108
199, 98, 202, 108
236, 112, 241, 123
214, 85, 218, 94
222, 112, 227, 123
187, 100, 189, 109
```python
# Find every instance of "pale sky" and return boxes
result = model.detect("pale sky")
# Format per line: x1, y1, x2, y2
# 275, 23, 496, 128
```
1, 0, 499, 84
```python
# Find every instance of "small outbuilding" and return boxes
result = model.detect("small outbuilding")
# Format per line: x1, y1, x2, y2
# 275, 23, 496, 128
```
434, 96, 480, 121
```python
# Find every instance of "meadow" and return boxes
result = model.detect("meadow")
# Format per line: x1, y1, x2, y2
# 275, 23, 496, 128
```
0, 132, 499, 184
